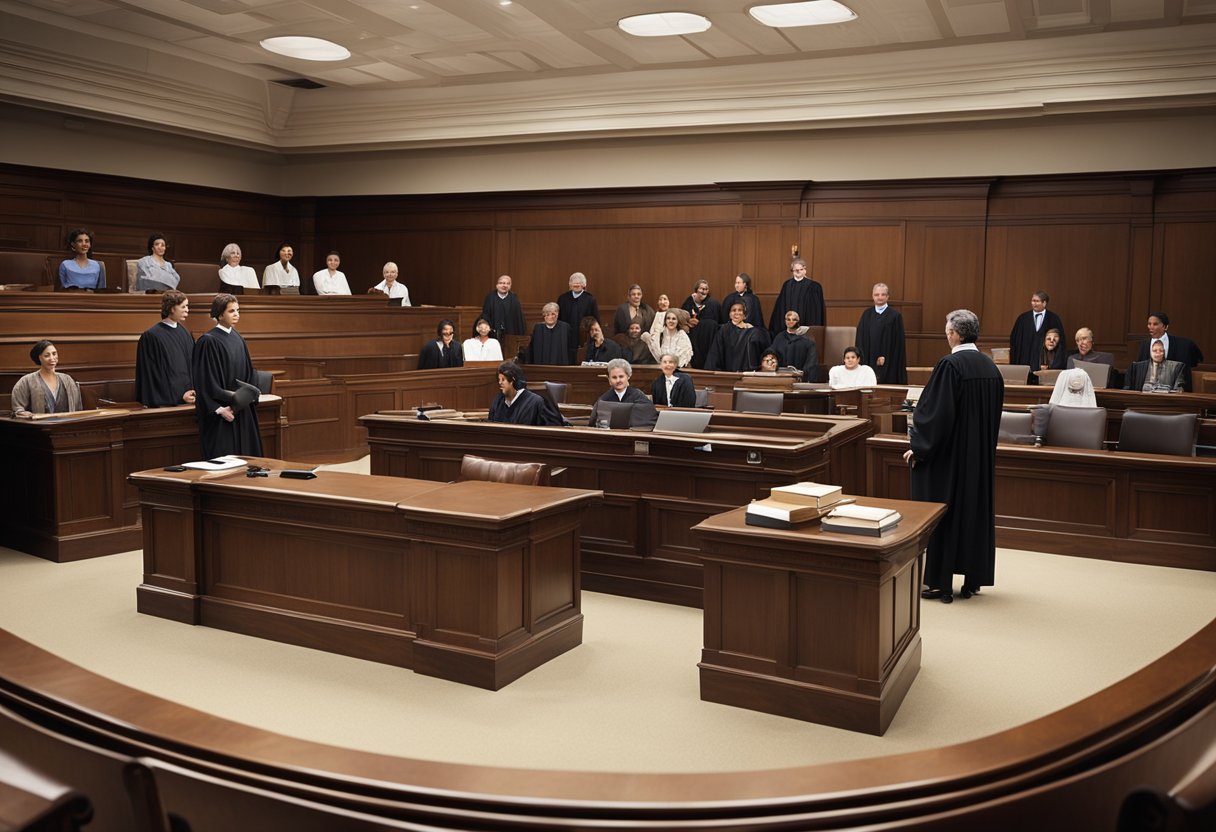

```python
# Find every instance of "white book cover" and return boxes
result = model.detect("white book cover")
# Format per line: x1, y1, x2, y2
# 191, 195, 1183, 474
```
773, 482, 840, 499
827, 503, 899, 522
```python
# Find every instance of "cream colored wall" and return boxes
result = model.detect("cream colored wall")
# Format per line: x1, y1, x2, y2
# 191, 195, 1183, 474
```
3, 104, 1212, 197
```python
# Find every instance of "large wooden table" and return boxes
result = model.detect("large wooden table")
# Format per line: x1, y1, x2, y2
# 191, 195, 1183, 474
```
692, 497, 946, 735
131, 460, 602, 689
362, 411, 871, 607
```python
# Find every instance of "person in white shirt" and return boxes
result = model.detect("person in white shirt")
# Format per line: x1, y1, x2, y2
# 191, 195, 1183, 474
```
218, 243, 260, 292
262, 243, 300, 290
312, 251, 351, 295
371, 261, 411, 306
462, 317, 504, 361
828, 346, 879, 389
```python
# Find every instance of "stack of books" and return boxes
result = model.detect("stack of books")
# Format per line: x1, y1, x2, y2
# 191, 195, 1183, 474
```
745, 482, 845, 529
821, 504, 902, 536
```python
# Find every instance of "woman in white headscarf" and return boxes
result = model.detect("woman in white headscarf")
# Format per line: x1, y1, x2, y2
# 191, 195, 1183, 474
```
1049, 367, 1097, 407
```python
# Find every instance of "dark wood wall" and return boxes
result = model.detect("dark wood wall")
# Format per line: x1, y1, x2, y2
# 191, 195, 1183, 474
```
2, 164, 1212, 366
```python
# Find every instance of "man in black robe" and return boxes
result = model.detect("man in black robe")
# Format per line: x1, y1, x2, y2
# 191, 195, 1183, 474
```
771, 310, 820, 381
768, 258, 825, 335
1133, 312, 1204, 392
854, 283, 908, 385
135, 289, 196, 407
526, 303, 574, 365
705, 301, 771, 372
480, 274, 526, 340
721, 273, 765, 329
1008, 291, 1063, 384
556, 272, 598, 362
417, 319, 464, 369
191, 293, 262, 458
488, 362, 562, 426
681, 279, 721, 370
904, 309, 1003, 604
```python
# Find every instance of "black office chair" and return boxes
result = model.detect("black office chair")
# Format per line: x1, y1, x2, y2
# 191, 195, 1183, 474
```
1116, 411, 1198, 456
733, 390, 783, 415
253, 370, 273, 394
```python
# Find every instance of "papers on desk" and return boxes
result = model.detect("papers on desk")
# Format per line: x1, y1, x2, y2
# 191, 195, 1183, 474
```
182, 455, 246, 471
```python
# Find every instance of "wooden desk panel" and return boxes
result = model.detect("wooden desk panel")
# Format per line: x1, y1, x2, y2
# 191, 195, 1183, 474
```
866, 435, 1216, 571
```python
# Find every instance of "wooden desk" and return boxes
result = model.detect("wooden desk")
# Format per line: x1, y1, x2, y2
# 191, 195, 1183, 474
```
132, 461, 601, 689
362, 411, 871, 606
693, 498, 946, 735
0, 400, 281, 562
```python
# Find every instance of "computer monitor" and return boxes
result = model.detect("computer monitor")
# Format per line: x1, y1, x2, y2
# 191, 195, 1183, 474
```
594, 399, 635, 429
653, 409, 713, 434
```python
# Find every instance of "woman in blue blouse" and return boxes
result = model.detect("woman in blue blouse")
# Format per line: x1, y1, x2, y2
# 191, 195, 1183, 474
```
57, 228, 106, 290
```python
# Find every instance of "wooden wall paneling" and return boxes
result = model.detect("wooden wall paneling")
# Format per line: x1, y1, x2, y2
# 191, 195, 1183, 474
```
912, 224, 986, 367
1156, 220, 1216, 359
806, 224, 906, 327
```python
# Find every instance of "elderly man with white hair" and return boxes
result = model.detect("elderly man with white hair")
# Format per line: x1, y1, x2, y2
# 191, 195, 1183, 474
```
557, 271, 598, 362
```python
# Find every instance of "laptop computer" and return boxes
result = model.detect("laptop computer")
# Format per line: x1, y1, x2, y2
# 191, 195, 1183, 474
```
653, 409, 713, 434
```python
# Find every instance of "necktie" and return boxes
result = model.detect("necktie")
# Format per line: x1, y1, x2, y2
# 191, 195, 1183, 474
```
1034, 312, 1043, 330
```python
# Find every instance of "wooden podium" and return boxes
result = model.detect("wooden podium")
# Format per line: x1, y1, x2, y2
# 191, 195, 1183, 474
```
692, 496, 945, 735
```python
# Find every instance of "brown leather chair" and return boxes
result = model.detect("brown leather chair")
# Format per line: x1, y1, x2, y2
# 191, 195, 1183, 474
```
733, 390, 784, 414
1041, 405, 1107, 450
1117, 410, 1198, 456
459, 454, 550, 486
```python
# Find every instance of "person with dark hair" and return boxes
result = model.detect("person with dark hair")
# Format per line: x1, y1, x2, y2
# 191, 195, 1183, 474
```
828, 346, 878, 388
1134, 312, 1204, 392
312, 251, 351, 295
651, 352, 696, 407
262, 243, 300, 291
1038, 328, 1067, 374
583, 318, 623, 363
135, 289, 196, 408
462, 318, 503, 361
758, 348, 782, 372
904, 309, 1003, 604
526, 302, 574, 365
855, 283, 907, 384
681, 279, 721, 370
191, 294, 262, 458
480, 274, 526, 340
768, 258, 825, 334
488, 361, 562, 426
705, 300, 771, 372
612, 321, 653, 365
1008, 291, 1063, 384
556, 272, 598, 362
588, 358, 659, 428
612, 284, 655, 335
58, 228, 106, 290
771, 310, 820, 381
642, 308, 693, 367
135, 232, 180, 292
417, 319, 464, 369
722, 273, 764, 329
10, 341, 82, 417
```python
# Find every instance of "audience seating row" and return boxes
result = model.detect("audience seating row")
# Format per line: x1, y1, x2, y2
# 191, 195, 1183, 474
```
999, 407, 1201, 456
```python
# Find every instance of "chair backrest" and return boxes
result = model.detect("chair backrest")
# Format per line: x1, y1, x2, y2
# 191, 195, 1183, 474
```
733, 390, 784, 414
1068, 360, 1111, 388
999, 411, 1034, 436
1117, 410, 1198, 456
125, 260, 139, 293
1035, 369, 1062, 387
1043, 405, 1107, 450
543, 381, 568, 404
823, 326, 855, 365
459, 454, 549, 485
253, 370, 273, 394
997, 364, 1032, 385
694, 388, 710, 408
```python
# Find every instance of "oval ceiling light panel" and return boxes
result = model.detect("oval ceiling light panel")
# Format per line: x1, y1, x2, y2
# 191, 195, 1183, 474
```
748, 1, 857, 28
260, 36, 351, 62
618, 12, 711, 37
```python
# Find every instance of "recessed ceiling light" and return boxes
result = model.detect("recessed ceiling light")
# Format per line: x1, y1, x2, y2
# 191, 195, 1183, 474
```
260, 36, 351, 62
618, 12, 711, 37
748, 1, 857, 28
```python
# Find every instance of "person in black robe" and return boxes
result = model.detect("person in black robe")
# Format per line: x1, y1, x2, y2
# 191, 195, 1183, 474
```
1133, 312, 1204, 392
417, 319, 464, 369
681, 279, 721, 370
771, 310, 820, 381
705, 301, 771, 372
1008, 291, 1064, 385
651, 353, 696, 407
904, 309, 1003, 604
583, 318, 624, 363
135, 290, 196, 407
526, 303, 574, 365
721, 273, 765, 329
768, 258, 825, 335
854, 283, 908, 385
556, 272, 598, 361
488, 361, 562, 426
191, 293, 262, 458
480, 274, 526, 340
588, 358, 659, 428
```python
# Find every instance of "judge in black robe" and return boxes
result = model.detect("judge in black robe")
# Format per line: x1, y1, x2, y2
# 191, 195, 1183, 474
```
417, 319, 464, 369
705, 302, 771, 372
768, 260, 825, 335
1008, 292, 1063, 384
681, 281, 722, 370
480, 275, 526, 339
135, 290, 196, 407
771, 321, 820, 382
1134, 313, 1204, 392
191, 294, 262, 458
854, 285, 908, 384
651, 360, 696, 407
906, 309, 1003, 603
488, 362, 563, 426
556, 274, 598, 360
721, 273, 765, 330
526, 304, 574, 365
588, 359, 659, 428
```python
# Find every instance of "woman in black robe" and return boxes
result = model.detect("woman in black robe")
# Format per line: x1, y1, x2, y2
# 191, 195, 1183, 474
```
135, 290, 196, 407
526, 303, 574, 365
705, 301, 771, 372
191, 293, 262, 458
417, 319, 464, 369
488, 362, 562, 426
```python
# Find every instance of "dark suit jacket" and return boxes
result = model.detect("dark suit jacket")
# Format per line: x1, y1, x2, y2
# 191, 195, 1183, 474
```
417, 339, 463, 370
651, 372, 695, 407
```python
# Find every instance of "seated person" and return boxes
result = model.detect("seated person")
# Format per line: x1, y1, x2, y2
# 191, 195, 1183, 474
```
1125, 339, 1185, 393
770, 310, 820, 381
1135, 312, 1203, 391
757, 348, 782, 373
647, 294, 672, 337
312, 251, 351, 295
488, 361, 562, 426
612, 321, 654, 365
417, 319, 463, 369
135, 232, 181, 292
588, 358, 659, 429
704, 301, 771, 372
583, 318, 623, 363
58, 228, 105, 290
218, 243, 260, 293
262, 243, 300, 290
612, 284, 655, 335
371, 261, 411, 305
1066, 327, 1114, 367
462, 317, 503, 361
1037, 327, 1067, 375
651, 353, 696, 407
1048, 368, 1096, 407
11, 340, 83, 417
526, 303, 574, 365
642, 309, 693, 367
828, 346, 879, 389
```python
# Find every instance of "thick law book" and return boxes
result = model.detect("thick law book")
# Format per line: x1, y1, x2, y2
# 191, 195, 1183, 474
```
767, 482, 843, 509
821, 504, 902, 536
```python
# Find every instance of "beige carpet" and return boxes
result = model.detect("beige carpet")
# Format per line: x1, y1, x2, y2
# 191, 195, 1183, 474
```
1, 458, 1212, 774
